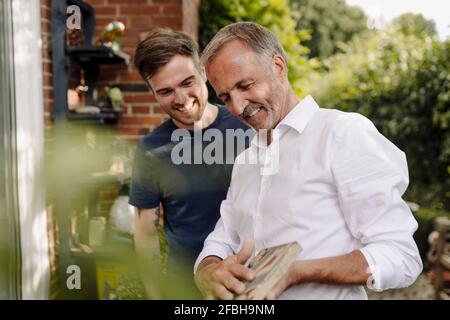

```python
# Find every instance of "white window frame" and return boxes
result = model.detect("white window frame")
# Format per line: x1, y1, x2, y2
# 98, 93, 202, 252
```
12, 0, 50, 300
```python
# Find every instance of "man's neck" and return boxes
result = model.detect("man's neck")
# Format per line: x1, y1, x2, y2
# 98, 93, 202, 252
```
200, 103, 219, 128
266, 88, 299, 145
281, 88, 301, 121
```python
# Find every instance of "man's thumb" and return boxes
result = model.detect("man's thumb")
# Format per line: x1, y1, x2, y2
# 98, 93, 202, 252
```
236, 238, 254, 265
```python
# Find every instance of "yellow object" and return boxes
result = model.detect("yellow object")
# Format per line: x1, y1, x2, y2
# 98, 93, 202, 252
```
95, 260, 133, 300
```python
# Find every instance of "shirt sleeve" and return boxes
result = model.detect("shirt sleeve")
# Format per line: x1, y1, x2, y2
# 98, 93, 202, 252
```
330, 113, 423, 292
193, 159, 243, 274
128, 142, 161, 209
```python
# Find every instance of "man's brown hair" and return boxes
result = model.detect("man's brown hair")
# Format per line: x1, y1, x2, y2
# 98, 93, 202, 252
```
134, 28, 200, 82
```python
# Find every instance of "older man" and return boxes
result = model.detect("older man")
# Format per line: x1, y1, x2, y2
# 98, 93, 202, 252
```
194, 22, 422, 300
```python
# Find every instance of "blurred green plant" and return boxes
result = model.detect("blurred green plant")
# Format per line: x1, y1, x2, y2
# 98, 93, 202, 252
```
306, 17, 450, 210
289, 0, 368, 59
107, 274, 146, 300
392, 13, 437, 38
200, 0, 319, 97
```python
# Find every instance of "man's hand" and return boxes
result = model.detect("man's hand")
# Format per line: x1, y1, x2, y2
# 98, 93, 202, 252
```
195, 239, 255, 300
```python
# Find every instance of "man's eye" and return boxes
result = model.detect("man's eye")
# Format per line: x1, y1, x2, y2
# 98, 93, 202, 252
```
182, 81, 193, 87
242, 82, 255, 90
158, 90, 172, 96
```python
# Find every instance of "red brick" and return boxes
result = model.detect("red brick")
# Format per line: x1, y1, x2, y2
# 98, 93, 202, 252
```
121, 27, 146, 37
120, 6, 160, 15
132, 106, 150, 114
139, 127, 150, 135
43, 74, 53, 86
120, 37, 139, 47
153, 0, 181, 3
86, 0, 107, 4
161, 4, 182, 15
41, 6, 51, 19
116, 127, 142, 136
44, 100, 54, 112
97, 73, 118, 82
96, 17, 120, 29
152, 106, 165, 114
95, 6, 117, 15
130, 16, 152, 28
44, 89, 53, 100
120, 48, 136, 58
41, 20, 51, 33
108, 0, 147, 4
122, 116, 161, 125
100, 66, 128, 76
119, 73, 144, 82
123, 93, 155, 103
152, 17, 182, 29
43, 62, 52, 73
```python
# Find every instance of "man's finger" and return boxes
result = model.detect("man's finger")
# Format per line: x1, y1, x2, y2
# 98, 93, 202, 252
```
230, 263, 254, 281
222, 271, 246, 294
213, 283, 234, 300
236, 238, 254, 265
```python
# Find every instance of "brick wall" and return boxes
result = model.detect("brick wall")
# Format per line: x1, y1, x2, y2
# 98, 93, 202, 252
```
41, 0, 54, 138
40, 0, 60, 300
87, 0, 194, 143
41, 0, 198, 299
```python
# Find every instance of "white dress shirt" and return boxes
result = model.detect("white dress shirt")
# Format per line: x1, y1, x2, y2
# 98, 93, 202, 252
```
194, 95, 423, 299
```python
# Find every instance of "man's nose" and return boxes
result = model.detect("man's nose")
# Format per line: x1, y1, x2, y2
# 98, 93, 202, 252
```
174, 88, 188, 105
228, 93, 248, 116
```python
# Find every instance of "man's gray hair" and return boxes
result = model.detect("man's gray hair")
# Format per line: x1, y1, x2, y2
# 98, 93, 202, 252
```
201, 21, 288, 69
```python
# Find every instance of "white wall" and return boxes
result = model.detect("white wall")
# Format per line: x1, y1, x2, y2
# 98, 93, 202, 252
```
12, 0, 50, 300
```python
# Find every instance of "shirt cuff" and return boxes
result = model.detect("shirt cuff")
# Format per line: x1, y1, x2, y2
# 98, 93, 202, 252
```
193, 242, 234, 274
359, 248, 383, 292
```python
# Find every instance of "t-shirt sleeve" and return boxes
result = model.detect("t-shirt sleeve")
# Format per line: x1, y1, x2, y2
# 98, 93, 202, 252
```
129, 142, 161, 209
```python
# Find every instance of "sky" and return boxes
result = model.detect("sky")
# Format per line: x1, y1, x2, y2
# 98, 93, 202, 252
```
346, 0, 450, 39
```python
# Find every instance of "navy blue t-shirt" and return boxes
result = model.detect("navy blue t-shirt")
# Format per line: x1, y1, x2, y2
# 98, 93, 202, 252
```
129, 105, 253, 272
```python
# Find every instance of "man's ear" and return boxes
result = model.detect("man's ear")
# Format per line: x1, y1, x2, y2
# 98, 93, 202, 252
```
272, 54, 287, 79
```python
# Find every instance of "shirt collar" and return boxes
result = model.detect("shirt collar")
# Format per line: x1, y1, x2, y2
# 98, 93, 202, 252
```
276, 95, 319, 134
250, 95, 319, 149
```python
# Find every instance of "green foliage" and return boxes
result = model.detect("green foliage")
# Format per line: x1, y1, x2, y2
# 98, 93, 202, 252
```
392, 13, 437, 38
289, 0, 368, 58
199, 0, 318, 97
307, 21, 450, 210
413, 208, 450, 269
107, 274, 146, 300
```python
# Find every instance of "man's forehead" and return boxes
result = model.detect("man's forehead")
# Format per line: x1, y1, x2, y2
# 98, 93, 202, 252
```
208, 40, 255, 66
150, 55, 198, 86
206, 42, 258, 88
